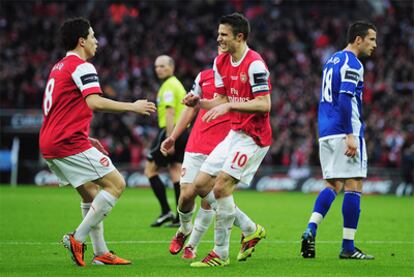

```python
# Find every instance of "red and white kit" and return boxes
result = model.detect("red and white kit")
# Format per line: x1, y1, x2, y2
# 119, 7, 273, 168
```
200, 48, 272, 185
180, 69, 231, 184
185, 69, 231, 155
39, 52, 114, 187
40, 52, 102, 158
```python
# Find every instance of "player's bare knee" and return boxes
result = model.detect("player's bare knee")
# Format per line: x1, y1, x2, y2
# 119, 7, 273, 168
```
98, 170, 126, 198
326, 179, 342, 193
184, 192, 196, 205
213, 179, 231, 199
213, 186, 224, 199
332, 184, 342, 194
193, 180, 207, 196
179, 198, 195, 212
109, 174, 126, 197
214, 174, 235, 198
344, 178, 363, 192
79, 192, 94, 203
192, 172, 214, 196
117, 177, 127, 192
144, 165, 152, 177
77, 183, 97, 202
201, 199, 211, 210
144, 161, 158, 178
180, 184, 195, 200
168, 163, 182, 182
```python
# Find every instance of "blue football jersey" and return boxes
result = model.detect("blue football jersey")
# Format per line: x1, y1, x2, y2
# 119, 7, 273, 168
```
318, 50, 365, 139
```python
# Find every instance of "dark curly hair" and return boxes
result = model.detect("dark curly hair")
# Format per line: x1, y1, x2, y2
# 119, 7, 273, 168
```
60, 17, 91, 51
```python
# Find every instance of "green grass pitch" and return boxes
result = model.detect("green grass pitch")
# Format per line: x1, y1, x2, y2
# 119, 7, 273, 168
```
0, 186, 413, 276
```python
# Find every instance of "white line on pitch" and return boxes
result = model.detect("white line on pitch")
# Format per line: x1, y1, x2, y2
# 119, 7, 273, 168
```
0, 240, 413, 245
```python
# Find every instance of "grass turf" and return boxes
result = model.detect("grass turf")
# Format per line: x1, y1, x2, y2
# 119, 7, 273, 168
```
0, 186, 413, 276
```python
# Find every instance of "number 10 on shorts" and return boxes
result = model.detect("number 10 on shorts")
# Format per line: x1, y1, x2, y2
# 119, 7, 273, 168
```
231, 151, 248, 169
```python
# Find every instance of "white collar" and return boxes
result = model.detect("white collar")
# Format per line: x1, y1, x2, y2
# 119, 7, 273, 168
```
66, 51, 81, 58
231, 46, 249, 67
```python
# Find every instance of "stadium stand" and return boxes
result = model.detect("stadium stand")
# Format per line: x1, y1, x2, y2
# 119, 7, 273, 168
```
1, 0, 413, 172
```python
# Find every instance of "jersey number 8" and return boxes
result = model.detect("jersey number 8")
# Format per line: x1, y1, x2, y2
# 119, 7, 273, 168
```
321, 68, 333, 103
43, 78, 55, 116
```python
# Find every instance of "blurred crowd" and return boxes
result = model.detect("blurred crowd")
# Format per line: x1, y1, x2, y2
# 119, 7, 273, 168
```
1, 0, 413, 172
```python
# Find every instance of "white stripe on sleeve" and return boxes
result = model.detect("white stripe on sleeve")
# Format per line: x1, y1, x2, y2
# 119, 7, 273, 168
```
71, 62, 101, 92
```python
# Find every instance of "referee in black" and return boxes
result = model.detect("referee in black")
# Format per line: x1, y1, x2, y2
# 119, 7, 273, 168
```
145, 55, 188, 227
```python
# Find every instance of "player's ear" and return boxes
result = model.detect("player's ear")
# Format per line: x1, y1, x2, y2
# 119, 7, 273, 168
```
236, 32, 244, 42
355, 35, 363, 45
78, 37, 86, 47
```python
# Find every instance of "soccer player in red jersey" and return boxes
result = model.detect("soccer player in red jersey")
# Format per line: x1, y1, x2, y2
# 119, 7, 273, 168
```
183, 13, 272, 267
39, 17, 156, 266
164, 49, 263, 260
162, 67, 230, 259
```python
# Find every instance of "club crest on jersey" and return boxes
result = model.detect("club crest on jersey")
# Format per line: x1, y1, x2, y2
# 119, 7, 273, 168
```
181, 167, 186, 177
240, 72, 247, 83
100, 157, 110, 167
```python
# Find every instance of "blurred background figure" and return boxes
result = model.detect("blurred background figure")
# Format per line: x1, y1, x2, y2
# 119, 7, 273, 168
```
144, 55, 188, 227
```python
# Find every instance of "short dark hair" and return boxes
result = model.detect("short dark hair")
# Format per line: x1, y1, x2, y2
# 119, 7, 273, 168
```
60, 17, 91, 51
219, 13, 250, 40
347, 21, 377, 44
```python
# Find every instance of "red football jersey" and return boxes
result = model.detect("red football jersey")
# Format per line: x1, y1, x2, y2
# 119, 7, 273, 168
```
185, 69, 231, 155
213, 48, 272, 147
39, 53, 102, 158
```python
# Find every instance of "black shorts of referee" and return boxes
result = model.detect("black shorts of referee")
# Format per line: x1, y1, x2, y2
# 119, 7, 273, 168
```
147, 128, 189, 168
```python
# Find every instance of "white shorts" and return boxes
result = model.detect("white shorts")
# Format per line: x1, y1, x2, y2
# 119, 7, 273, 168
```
200, 130, 269, 185
319, 136, 367, 179
45, 147, 116, 188
180, 152, 208, 185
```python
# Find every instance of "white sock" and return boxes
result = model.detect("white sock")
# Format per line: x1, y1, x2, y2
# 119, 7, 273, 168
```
234, 206, 256, 237
203, 191, 217, 210
309, 212, 323, 225
178, 205, 195, 235
343, 227, 357, 240
75, 190, 117, 242
213, 195, 236, 259
81, 202, 109, 256
187, 207, 214, 251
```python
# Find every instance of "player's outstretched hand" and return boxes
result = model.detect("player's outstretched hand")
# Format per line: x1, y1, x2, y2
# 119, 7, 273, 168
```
202, 103, 231, 123
344, 134, 357, 158
161, 136, 176, 156
89, 137, 109, 155
182, 93, 200, 107
132, 100, 156, 115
